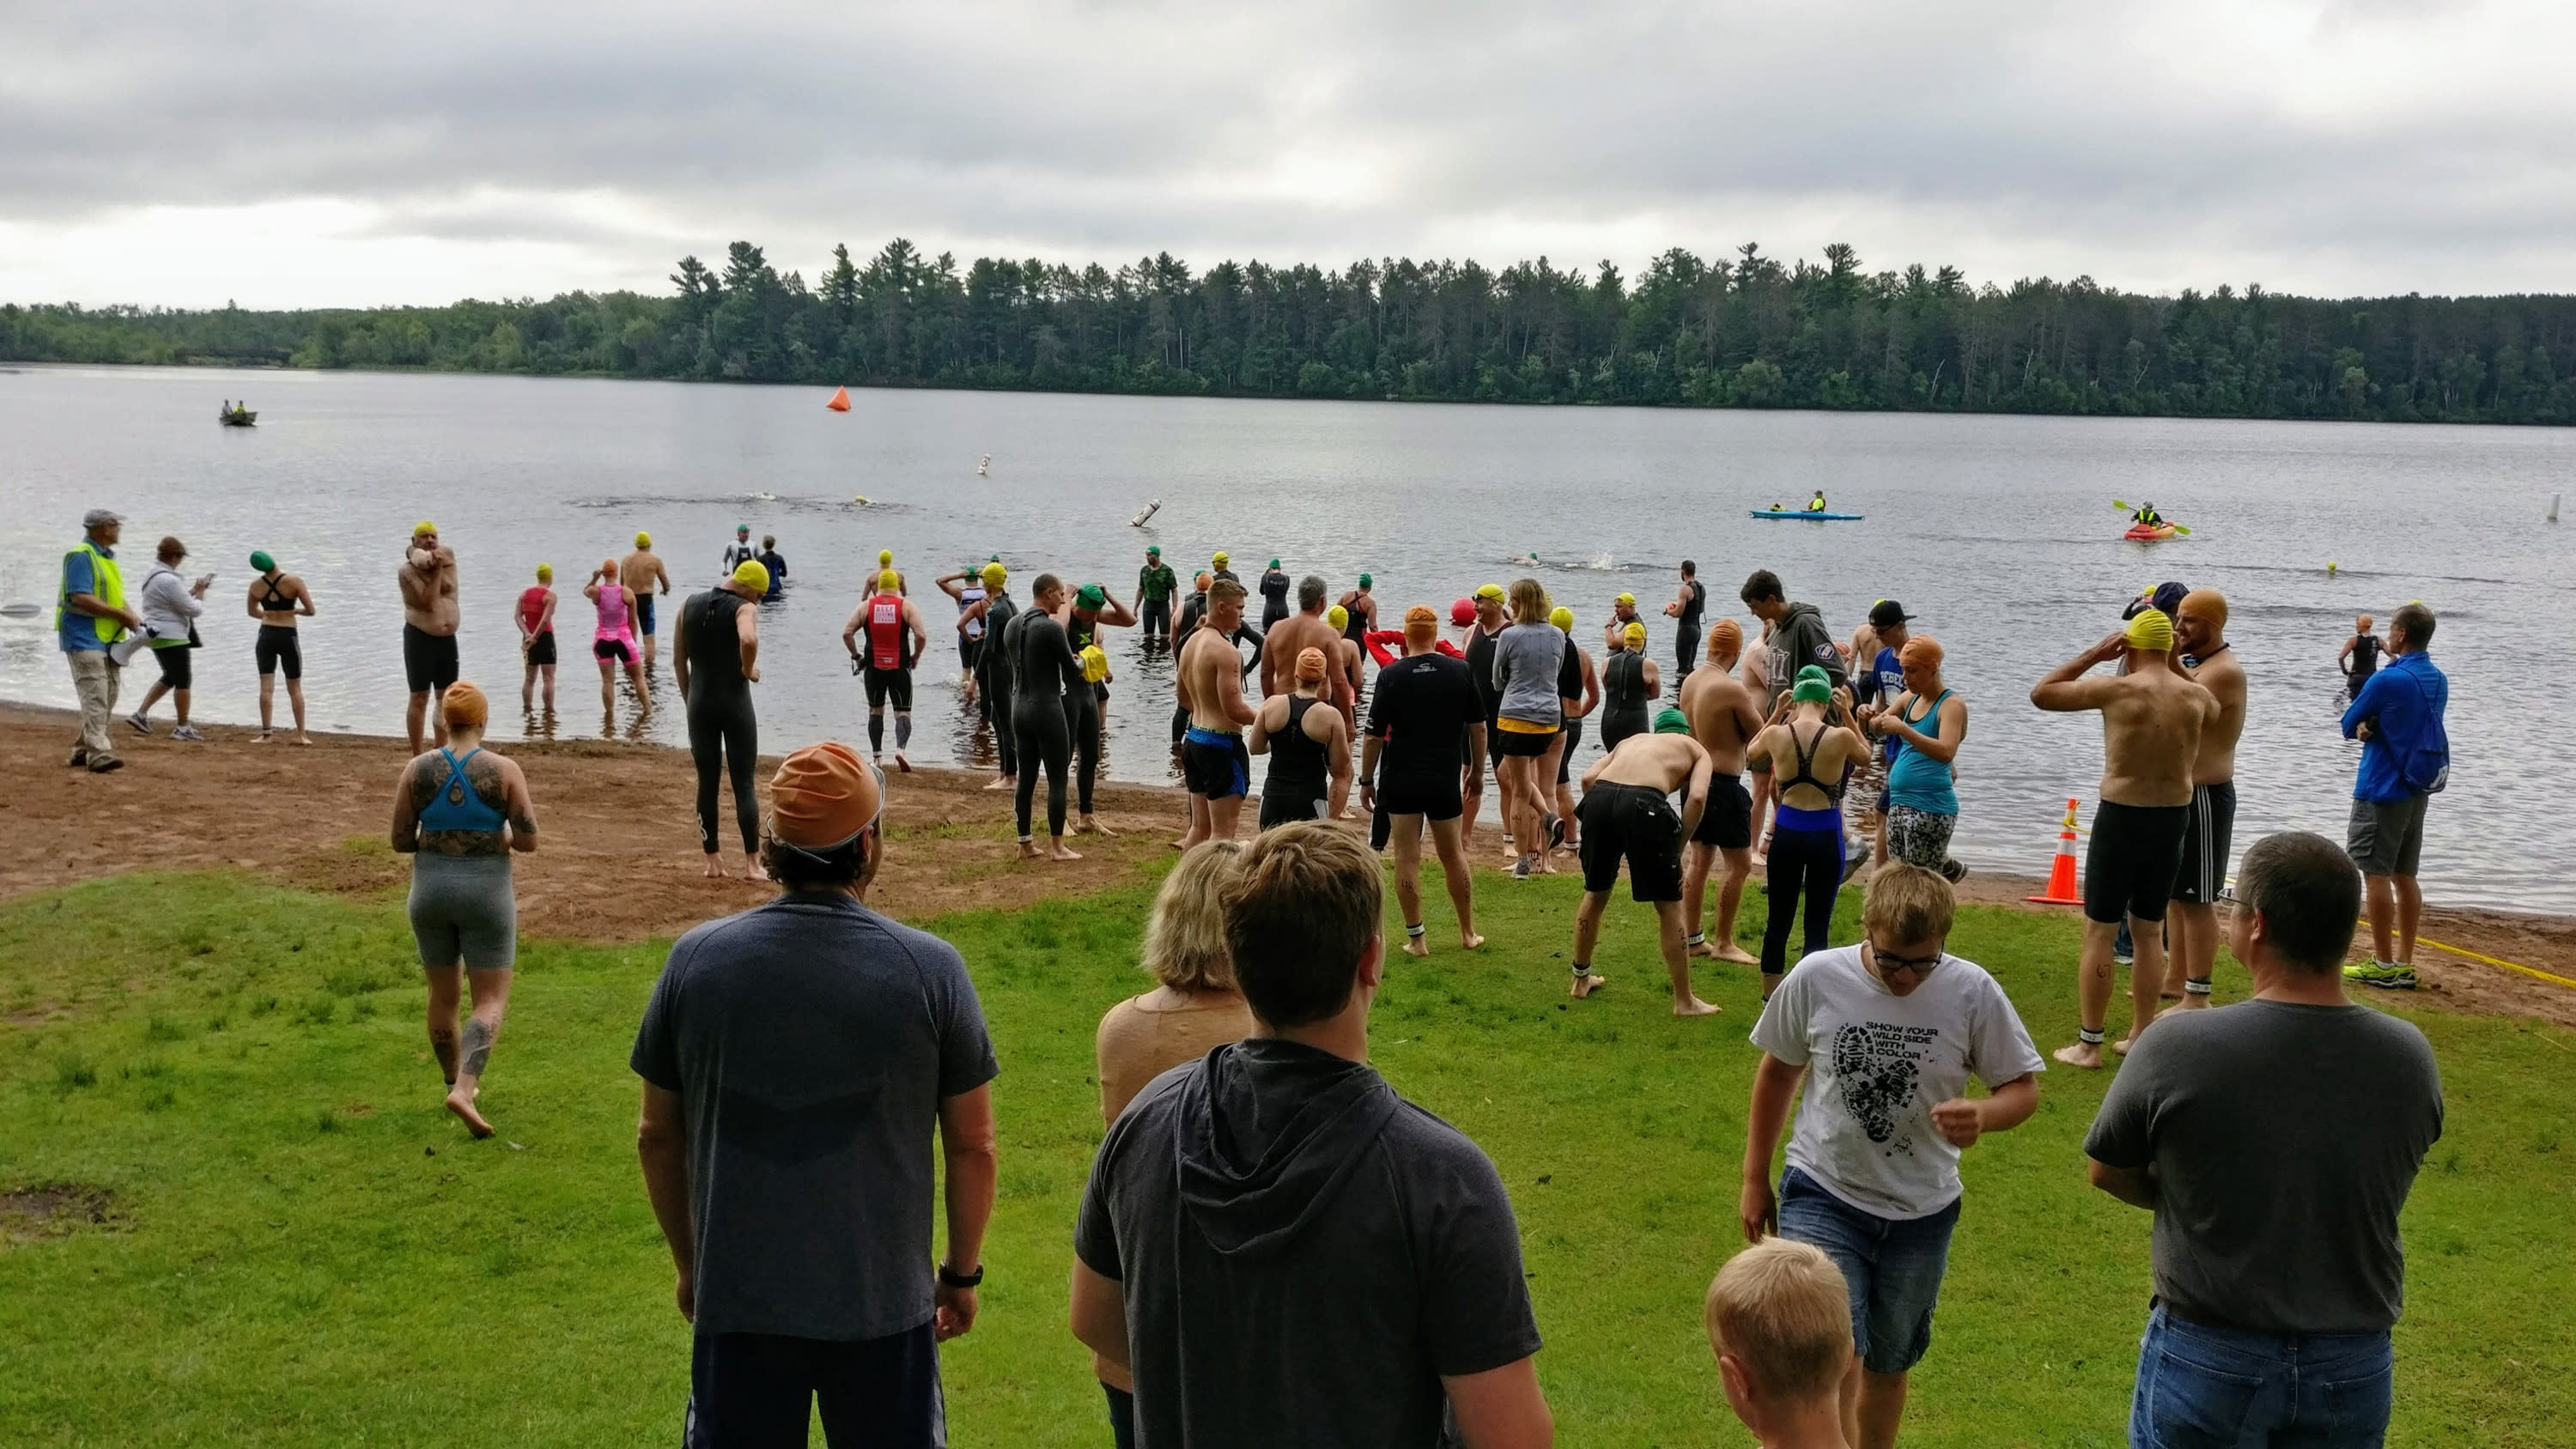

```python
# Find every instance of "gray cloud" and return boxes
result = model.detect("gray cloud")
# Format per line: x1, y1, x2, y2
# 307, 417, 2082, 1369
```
4, 0, 2570, 306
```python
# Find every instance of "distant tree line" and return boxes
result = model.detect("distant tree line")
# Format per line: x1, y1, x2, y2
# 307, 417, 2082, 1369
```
11, 239, 2576, 423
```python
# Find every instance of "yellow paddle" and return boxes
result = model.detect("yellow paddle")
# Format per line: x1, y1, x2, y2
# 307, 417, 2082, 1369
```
2111, 501, 2191, 536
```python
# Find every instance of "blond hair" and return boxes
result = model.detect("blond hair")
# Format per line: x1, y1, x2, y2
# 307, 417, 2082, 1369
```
1705, 1239, 1853, 1401
1208, 578, 1248, 608
1862, 861, 1955, 945
1141, 842, 1243, 993
1506, 577, 1549, 626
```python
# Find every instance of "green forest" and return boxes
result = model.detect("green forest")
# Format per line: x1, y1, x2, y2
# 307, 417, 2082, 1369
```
9, 239, 2576, 423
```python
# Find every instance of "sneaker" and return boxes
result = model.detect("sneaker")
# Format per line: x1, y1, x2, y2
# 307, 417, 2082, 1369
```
171, 724, 205, 742
88, 755, 125, 773
125, 712, 152, 737
2113, 953, 2135, 967
1512, 857, 1533, 881
68, 748, 89, 767
2343, 961, 2418, 990
1939, 859, 1969, 884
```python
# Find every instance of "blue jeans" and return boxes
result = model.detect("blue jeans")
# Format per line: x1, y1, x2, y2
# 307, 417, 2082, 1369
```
1775, 1165, 1959, 1375
2129, 1305, 2392, 1448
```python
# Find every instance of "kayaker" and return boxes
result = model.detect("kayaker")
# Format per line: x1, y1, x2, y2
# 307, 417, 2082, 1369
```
1807, 490, 1827, 513
2132, 503, 2164, 528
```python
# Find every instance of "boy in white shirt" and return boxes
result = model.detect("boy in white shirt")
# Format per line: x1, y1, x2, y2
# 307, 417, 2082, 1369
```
1739, 862, 2044, 1449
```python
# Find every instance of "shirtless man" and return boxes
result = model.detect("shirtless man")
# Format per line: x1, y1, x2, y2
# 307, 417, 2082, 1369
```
1572, 708, 1720, 1016
1261, 576, 1344, 700
2167, 589, 2245, 1009
2030, 608, 2219, 1067
1176, 579, 1259, 848
1680, 621, 1765, 965
398, 522, 460, 754
619, 531, 673, 668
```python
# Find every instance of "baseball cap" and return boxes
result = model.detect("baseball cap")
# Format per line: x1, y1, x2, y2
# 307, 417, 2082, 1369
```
82, 508, 123, 530
1868, 600, 1912, 627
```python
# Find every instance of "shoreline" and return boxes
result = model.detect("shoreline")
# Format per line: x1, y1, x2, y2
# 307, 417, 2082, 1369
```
7, 701, 2572, 1027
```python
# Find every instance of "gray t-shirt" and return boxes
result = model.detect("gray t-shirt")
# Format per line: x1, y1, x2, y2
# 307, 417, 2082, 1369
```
2084, 999, 2442, 1335
631, 891, 999, 1340
1491, 621, 1568, 726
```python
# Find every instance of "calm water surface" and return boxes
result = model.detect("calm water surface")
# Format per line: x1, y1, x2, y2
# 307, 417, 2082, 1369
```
4, 365, 2569, 910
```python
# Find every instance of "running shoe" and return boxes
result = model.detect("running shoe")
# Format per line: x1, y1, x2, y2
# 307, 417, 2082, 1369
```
1939, 859, 1969, 884
88, 755, 125, 773
68, 748, 88, 767
2113, 950, 2135, 966
125, 712, 152, 736
2343, 961, 2418, 990
171, 724, 204, 742
1513, 857, 1533, 881
1546, 814, 1566, 850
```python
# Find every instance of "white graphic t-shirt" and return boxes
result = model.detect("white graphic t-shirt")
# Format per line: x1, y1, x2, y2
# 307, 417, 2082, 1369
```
1750, 945, 2044, 1221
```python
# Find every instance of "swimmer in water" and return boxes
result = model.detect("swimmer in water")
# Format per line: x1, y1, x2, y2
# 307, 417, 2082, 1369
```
1258, 559, 1291, 634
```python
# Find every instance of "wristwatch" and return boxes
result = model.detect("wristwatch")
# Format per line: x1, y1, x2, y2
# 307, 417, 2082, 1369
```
937, 1262, 985, 1289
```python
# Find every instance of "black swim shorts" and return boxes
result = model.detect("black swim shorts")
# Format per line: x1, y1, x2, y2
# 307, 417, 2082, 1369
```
1182, 733, 1250, 800
524, 631, 556, 668
256, 623, 302, 680
863, 666, 915, 712
403, 623, 459, 694
593, 637, 635, 664
1377, 773, 1464, 823
1577, 782, 1685, 902
2084, 800, 2191, 925
1494, 721, 1557, 759
1692, 773, 1753, 850
2172, 782, 2237, 905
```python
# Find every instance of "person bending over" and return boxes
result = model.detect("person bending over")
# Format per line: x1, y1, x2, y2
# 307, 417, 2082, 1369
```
1571, 708, 1718, 1016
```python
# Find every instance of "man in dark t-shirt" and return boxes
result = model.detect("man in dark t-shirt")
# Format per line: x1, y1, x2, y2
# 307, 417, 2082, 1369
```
635, 743, 999, 1448
1072, 825, 1549, 1449
2085, 831, 2440, 1448
1364, 605, 1491, 956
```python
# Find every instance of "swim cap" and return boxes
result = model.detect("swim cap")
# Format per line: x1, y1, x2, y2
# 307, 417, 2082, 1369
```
635, 531, 651, 548
1549, 605, 1574, 632
536, 563, 553, 581
1080, 645, 1109, 683
413, 520, 437, 538
1654, 706, 1693, 736
1624, 621, 1647, 647
1793, 673, 1833, 705
1899, 635, 1943, 670
1474, 583, 1504, 602
440, 682, 489, 731
1449, 598, 1475, 627
1194, 571, 1212, 591
601, 557, 619, 578
879, 569, 902, 591
1212, 551, 1230, 567
1146, 544, 1161, 556
769, 742, 880, 850
1296, 646, 1327, 684
1410, 604, 1443, 639
981, 561, 1006, 587
249, 550, 275, 573
1075, 583, 1108, 611
737, 524, 750, 534
1358, 573, 1372, 589
2125, 608, 2174, 652
1709, 618, 1742, 655
2178, 588, 2227, 628
1616, 591, 1636, 607
1326, 604, 1349, 630
878, 549, 893, 566
1268, 558, 1280, 569
732, 560, 771, 594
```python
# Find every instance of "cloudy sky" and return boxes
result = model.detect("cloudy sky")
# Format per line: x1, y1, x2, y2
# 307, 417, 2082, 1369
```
4, 0, 2566, 308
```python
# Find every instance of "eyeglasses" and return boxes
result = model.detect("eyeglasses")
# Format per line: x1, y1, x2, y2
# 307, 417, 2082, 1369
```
1868, 943, 1943, 978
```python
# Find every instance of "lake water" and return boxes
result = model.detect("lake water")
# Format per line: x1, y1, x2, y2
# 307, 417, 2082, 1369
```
4, 364, 2569, 911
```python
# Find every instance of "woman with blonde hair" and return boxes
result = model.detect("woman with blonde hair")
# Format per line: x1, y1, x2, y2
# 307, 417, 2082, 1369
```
1491, 578, 1573, 878
1091, 840, 1255, 1444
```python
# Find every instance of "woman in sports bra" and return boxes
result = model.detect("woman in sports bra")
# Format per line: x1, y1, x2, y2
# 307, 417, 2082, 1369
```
244, 549, 316, 743
1867, 635, 1969, 882
584, 558, 648, 723
389, 682, 536, 1139
1747, 665, 1871, 992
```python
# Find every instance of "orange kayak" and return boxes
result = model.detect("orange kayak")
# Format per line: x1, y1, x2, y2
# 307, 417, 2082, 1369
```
2124, 524, 2177, 542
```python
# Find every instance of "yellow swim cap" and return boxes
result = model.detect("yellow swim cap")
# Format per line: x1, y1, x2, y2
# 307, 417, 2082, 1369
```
1615, 591, 1636, 606
1213, 550, 1230, 567
413, 520, 438, 538
878, 549, 893, 567
2124, 608, 2174, 652
1326, 604, 1349, 630
1079, 645, 1109, 683
535, 562, 554, 581
981, 561, 1006, 587
1549, 605, 1574, 632
1474, 583, 1504, 602
1624, 621, 1647, 646
635, 530, 651, 548
878, 568, 902, 591
732, 560, 771, 594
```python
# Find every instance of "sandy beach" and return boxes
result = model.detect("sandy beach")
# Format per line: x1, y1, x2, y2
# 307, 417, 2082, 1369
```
9, 701, 2573, 1028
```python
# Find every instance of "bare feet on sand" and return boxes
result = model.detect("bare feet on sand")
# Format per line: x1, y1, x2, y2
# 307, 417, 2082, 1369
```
702, 854, 728, 879
1077, 815, 1118, 838
445, 1089, 495, 1139
985, 774, 1015, 791
1674, 994, 1721, 1017
2053, 1041, 2105, 1070
1051, 842, 1083, 862
1570, 973, 1608, 999
895, 752, 913, 773
744, 857, 769, 882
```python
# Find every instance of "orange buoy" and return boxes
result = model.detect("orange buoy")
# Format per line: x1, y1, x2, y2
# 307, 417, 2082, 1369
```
826, 385, 851, 412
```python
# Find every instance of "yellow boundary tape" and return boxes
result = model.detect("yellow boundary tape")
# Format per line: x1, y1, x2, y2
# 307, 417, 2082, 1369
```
2415, 936, 2576, 991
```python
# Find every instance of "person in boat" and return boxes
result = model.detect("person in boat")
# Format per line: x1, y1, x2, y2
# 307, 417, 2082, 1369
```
2132, 503, 2164, 528
1807, 490, 1828, 513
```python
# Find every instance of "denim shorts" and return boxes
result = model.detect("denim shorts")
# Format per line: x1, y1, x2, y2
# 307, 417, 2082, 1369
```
1776, 1165, 1960, 1375
2129, 1304, 2391, 1449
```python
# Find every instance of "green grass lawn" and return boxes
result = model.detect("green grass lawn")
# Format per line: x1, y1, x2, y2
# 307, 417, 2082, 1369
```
3, 864, 2570, 1447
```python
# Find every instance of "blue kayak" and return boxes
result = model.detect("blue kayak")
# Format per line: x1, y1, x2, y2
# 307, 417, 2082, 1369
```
1750, 509, 1865, 521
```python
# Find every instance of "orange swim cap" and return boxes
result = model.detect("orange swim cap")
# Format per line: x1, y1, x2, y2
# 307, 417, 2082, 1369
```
769, 742, 882, 850
1899, 635, 1944, 671
440, 682, 489, 731
1410, 604, 1443, 640
1296, 646, 1327, 684
1708, 618, 1743, 656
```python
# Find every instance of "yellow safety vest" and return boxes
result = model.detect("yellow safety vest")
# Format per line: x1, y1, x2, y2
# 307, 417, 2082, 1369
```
57, 541, 126, 645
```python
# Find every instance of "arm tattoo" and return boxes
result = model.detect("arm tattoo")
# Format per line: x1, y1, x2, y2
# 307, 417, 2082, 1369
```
459, 1018, 495, 1079
509, 811, 538, 839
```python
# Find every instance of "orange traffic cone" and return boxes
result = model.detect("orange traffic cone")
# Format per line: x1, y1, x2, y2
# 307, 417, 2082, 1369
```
2026, 797, 2085, 905
826, 385, 851, 412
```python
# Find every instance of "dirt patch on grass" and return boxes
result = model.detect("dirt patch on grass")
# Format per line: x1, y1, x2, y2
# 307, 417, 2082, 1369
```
0, 1184, 124, 1243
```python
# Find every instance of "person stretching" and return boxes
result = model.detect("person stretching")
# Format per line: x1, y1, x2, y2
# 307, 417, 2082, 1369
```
1747, 667, 1870, 997
675, 561, 769, 881
959, 562, 1018, 790
1005, 574, 1085, 861
1571, 708, 1720, 1015
844, 568, 928, 773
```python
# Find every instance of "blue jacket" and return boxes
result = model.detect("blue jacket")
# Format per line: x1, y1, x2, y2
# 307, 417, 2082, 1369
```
2341, 650, 2446, 803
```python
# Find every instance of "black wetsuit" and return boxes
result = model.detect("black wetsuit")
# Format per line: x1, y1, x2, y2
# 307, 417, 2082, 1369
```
1675, 579, 1706, 679
1463, 626, 1503, 782
1601, 650, 1651, 752
680, 589, 757, 856
1007, 608, 1083, 839
977, 591, 1019, 776
1259, 694, 1333, 830
1066, 609, 1108, 815
1259, 571, 1290, 633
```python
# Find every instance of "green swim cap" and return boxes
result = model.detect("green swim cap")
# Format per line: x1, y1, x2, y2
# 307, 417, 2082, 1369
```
1268, 557, 1279, 569
1654, 706, 1692, 736
1358, 572, 1372, 588
1793, 664, 1832, 705
1075, 583, 1107, 611
249, 550, 274, 572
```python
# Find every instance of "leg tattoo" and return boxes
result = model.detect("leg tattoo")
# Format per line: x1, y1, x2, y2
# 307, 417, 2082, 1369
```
459, 1017, 495, 1080
429, 1026, 459, 1086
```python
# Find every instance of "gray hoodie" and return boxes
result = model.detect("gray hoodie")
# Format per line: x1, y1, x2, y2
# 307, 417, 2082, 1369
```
1763, 600, 1846, 706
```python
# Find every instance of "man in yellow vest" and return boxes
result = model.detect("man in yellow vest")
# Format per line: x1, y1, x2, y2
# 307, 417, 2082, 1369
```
59, 508, 146, 773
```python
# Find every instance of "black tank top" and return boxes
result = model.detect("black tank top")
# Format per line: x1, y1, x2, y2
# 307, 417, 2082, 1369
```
1603, 651, 1651, 731
681, 590, 749, 696
1269, 694, 1329, 795
1781, 721, 1844, 803
1678, 579, 1706, 631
